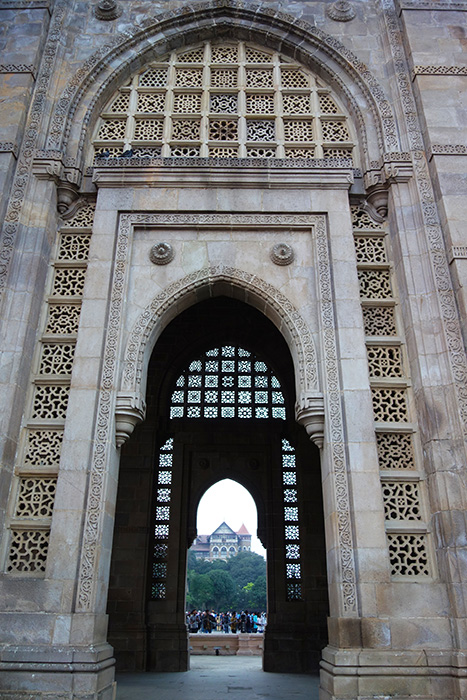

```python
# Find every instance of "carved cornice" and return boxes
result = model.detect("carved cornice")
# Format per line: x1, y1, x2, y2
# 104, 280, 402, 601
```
0, 142, 18, 158
364, 152, 413, 189
428, 144, 467, 158
0, 64, 36, 78
92, 160, 355, 190
412, 65, 467, 78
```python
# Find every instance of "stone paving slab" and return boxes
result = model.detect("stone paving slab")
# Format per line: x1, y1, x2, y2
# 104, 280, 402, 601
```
116, 656, 320, 700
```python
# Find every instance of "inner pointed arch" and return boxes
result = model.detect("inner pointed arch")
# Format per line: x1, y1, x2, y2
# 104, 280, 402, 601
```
121, 265, 319, 403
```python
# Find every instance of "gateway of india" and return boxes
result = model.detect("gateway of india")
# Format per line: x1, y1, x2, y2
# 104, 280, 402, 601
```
0, 0, 467, 697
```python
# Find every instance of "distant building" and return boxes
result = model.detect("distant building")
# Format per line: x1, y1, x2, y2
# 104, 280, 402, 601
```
191, 522, 251, 561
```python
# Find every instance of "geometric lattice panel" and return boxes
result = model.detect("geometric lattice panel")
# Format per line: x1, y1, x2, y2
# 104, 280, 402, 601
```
387, 533, 430, 576
31, 384, 70, 420
46, 304, 81, 335
354, 236, 387, 264
362, 306, 397, 337
170, 345, 286, 421
372, 388, 408, 423
15, 478, 57, 518
93, 40, 355, 161
358, 269, 392, 300
7, 529, 50, 573
39, 342, 75, 376
367, 345, 403, 378
377, 432, 414, 470
381, 481, 421, 520
151, 437, 174, 600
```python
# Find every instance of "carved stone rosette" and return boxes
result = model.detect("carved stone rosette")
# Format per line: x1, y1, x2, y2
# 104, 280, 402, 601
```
94, 0, 122, 20
270, 243, 295, 266
326, 1, 356, 22
149, 242, 175, 265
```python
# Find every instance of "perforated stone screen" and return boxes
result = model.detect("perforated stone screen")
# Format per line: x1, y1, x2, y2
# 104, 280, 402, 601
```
93, 41, 356, 161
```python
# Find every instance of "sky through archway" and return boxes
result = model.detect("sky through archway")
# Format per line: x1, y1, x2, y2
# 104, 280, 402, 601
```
196, 479, 266, 557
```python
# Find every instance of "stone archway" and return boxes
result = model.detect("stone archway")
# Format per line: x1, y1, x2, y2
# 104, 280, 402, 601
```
107, 296, 328, 673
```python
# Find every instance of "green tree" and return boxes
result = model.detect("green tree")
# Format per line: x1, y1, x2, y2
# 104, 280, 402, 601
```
189, 572, 214, 610
207, 569, 236, 611
186, 549, 267, 611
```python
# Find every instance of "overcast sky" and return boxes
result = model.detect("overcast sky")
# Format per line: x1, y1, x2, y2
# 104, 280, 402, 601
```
196, 479, 266, 558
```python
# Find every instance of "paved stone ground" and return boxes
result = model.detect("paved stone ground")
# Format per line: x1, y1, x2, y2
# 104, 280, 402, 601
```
116, 656, 320, 699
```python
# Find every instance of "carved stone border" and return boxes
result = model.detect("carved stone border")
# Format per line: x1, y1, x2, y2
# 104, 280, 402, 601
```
382, 0, 467, 439
314, 214, 357, 612
77, 211, 357, 614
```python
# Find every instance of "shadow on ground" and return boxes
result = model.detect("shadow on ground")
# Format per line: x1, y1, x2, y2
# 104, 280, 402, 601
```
116, 655, 320, 699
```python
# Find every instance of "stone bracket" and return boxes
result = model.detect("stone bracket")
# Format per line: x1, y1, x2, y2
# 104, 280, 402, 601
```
363, 152, 413, 217
32, 149, 83, 214
295, 391, 325, 449
115, 392, 146, 448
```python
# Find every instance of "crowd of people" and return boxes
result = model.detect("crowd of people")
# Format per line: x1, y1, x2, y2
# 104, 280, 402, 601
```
187, 610, 267, 634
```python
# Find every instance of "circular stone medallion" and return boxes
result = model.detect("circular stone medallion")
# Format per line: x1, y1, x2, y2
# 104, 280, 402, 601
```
149, 243, 175, 265
270, 243, 295, 266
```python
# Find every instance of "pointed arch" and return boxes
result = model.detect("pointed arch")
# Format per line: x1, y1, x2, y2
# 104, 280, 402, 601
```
120, 265, 319, 408
49, 0, 399, 168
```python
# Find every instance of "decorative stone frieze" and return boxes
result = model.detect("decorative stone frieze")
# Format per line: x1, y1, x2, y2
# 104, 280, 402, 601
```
0, 64, 36, 77
326, 1, 356, 22
0, 142, 18, 157
0, 0, 49, 6
428, 144, 467, 158
399, 1, 467, 7
412, 65, 467, 77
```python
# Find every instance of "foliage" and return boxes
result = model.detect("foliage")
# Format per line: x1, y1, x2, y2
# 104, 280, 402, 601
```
186, 550, 266, 611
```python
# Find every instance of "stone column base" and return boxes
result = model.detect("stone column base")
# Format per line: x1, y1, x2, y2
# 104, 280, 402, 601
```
319, 645, 467, 700
0, 643, 115, 699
